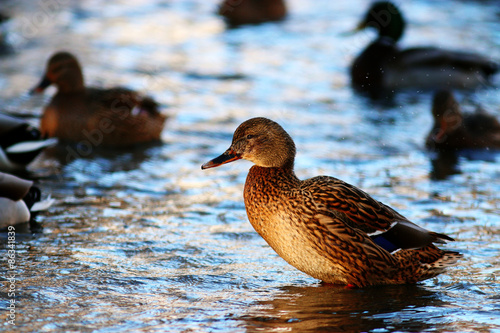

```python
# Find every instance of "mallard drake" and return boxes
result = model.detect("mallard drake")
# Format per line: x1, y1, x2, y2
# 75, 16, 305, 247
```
32, 51, 167, 147
426, 90, 500, 151
350, 1, 498, 99
218, 0, 287, 27
0, 113, 57, 171
0, 172, 54, 229
202, 117, 461, 287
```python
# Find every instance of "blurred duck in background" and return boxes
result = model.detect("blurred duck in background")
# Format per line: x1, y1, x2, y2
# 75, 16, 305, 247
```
350, 1, 498, 99
0, 113, 57, 171
31, 51, 167, 147
0, 11, 14, 55
218, 0, 287, 27
0, 172, 54, 229
426, 90, 500, 151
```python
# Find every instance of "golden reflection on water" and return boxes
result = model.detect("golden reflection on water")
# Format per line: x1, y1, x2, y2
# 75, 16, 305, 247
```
0, 0, 499, 332
242, 284, 444, 332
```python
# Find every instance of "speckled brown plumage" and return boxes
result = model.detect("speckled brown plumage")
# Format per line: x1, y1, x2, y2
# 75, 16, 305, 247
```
203, 117, 461, 287
426, 90, 500, 151
33, 52, 167, 147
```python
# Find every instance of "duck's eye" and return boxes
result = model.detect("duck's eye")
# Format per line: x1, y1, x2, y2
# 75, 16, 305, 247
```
246, 134, 254, 140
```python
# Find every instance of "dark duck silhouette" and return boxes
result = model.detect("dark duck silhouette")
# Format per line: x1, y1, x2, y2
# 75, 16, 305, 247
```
350, 2, 498, 99
426, 90, 500, 151
218, 0, 287, 28
202, 117, 461, 287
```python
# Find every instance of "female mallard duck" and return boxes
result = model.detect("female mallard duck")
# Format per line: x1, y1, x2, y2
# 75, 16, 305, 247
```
202, 117, 461, 287
426, 90, 500, 151
218, 0, 287, 27
0, 172, 54, 229
0, 113, 57, 171
350, 1, 498, 99
32, 52, 167, 147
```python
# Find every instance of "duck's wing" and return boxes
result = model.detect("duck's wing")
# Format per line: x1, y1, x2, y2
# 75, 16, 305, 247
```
0, 172, 33, 201
83, 87, 166, 145
301, 176, 453, 252
89, 87, 163, 116
465, 111, 500, 133
302, 176, 403, 231
394, 47, 498, 75
464, 112, 500, 147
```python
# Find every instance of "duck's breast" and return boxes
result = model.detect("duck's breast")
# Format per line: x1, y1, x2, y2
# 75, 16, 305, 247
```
243, 167, 349, 283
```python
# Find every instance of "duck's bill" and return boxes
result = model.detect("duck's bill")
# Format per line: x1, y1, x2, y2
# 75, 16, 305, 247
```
339, 22, 367, 37
201, 149, 241, 170
30, 76, 51, 94
433, 120, 448, 143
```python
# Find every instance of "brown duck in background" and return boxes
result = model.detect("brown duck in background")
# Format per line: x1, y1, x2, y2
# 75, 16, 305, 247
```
32, 52, 167, 147
218, 0, 287, 27
202, 117, 461, 287
426, 90, 500, 151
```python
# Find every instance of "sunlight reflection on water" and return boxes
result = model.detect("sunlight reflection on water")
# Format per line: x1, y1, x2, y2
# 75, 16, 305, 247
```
0, 0, 499, 332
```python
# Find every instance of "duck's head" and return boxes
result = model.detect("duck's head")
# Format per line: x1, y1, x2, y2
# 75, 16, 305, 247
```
355, 1, 405, 42
31, 51, 84, 94
431, 90, 463, 139
202, 117, 296, 170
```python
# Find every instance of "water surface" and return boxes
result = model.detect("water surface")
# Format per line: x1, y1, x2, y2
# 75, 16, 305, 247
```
1, 0, 499, 332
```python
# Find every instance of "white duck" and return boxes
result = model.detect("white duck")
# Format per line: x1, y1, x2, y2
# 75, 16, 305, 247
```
0, 113, 57, 171
0, 172, 54, 229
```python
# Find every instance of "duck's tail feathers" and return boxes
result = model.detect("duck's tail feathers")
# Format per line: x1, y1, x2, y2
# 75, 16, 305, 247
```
419, 250, 462, 279
139, 97, 161, 116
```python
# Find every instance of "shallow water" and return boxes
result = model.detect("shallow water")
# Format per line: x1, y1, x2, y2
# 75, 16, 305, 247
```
1, 0, 499, 332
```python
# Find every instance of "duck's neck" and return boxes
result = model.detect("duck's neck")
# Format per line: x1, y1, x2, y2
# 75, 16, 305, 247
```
247, 164, 300, 187
56, 71, 85, 93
